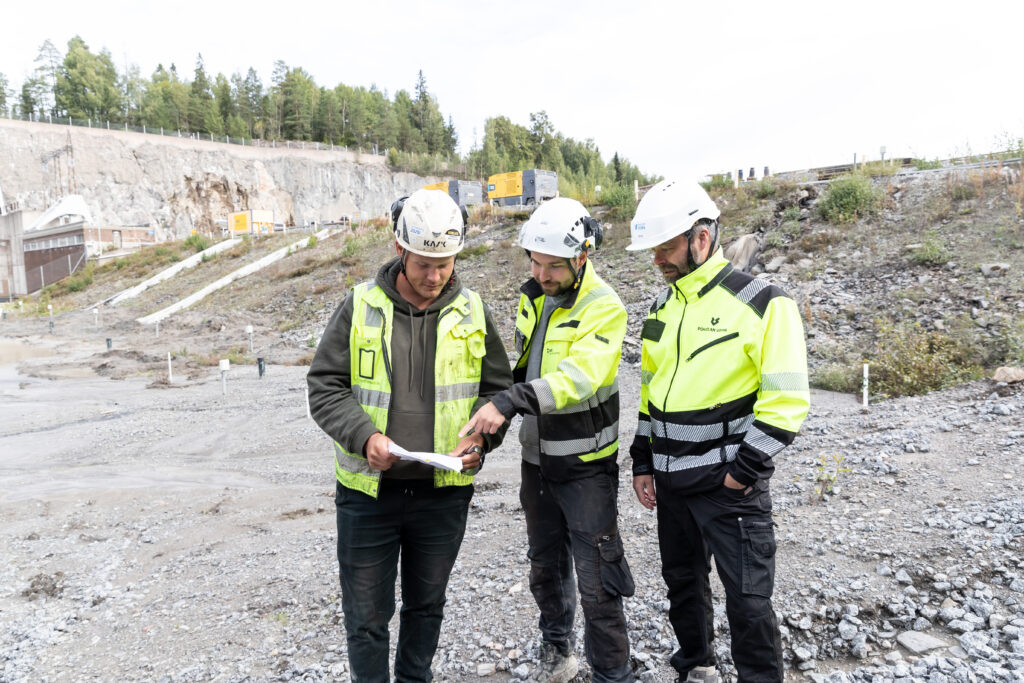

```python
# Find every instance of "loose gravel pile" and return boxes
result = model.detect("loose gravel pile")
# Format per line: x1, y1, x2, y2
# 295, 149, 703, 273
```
2, 347, 1021, 682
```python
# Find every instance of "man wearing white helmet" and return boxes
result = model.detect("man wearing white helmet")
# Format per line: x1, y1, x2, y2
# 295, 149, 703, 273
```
461, 198, 634, 683
307, 188, 513, 682
626, 181, 810, 683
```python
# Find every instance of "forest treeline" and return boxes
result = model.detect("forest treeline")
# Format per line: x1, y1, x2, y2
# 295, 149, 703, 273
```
0, 37, 657, 200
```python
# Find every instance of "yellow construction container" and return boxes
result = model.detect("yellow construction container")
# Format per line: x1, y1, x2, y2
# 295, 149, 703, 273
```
487, 171, 524, 201
229, 210, 274, 235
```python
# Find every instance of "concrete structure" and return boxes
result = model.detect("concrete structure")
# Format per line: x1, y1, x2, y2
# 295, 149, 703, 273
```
23, 219, 88, 293
84, 225, 158, 259
0, 210, 27, 300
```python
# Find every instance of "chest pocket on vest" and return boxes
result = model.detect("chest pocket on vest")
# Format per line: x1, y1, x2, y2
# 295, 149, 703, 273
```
354, 334, 381, 380
445, 327, 486, 381
541, 324, 577, 375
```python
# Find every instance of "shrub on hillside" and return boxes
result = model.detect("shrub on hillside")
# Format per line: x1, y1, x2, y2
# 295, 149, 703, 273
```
869, 322, 979, 397
910, 231, 952, 266
701, 174, 733, 191
597, 184, 637, 209
185, 234, 210, 252
949, 182, 977, 201
818, 175, 879, 223
811, 363, 861, 394
752, 178, 779, 199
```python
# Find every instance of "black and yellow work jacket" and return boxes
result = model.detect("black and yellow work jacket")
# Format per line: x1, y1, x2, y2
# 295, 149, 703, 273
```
491, 262, 627, 482
630, 249, 810, 493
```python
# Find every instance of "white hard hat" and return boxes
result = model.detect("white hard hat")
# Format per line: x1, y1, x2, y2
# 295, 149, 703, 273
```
518, 197, 602, 258
627, 180, 721, 251
392, 189, 466, 258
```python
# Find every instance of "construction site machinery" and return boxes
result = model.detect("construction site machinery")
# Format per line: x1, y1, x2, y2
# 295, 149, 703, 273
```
486, 169, 558, 207
421, 180, 484, 206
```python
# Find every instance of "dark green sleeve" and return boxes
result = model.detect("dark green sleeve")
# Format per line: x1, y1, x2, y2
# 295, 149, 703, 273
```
473, 303, 514, 453
306, 292, 380, 457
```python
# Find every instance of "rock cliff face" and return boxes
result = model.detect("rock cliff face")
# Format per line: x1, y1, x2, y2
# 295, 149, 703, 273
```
0, 119, 432, 239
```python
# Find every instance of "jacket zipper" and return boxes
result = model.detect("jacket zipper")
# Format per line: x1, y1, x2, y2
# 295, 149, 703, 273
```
519, 298, 540, 362
666, 286, 687, 400
686, 332, 739, 362
373, 305, 392, 387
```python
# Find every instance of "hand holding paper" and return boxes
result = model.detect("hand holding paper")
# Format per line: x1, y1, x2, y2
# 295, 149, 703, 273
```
387, 442, 464, 472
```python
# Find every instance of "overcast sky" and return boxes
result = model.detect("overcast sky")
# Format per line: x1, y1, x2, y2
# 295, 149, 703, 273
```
3, 0, 1022, 183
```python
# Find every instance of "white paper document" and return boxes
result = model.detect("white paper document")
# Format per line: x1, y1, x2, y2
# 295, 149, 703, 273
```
388, 442, 463, 472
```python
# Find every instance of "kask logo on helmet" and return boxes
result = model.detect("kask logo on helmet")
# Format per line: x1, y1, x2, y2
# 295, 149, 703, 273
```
634, 223, 647, 232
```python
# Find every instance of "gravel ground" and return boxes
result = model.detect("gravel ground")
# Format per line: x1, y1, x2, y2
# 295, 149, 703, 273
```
2, 331, 1022, 683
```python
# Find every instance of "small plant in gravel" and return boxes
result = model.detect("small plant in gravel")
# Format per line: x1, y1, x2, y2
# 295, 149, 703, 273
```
781, 220, 802, 237
812, 453, 851, 502
818, 175, 879, 223
461, 244, 489, 258
306, 235, 318, 249
781, 205, 802, 223
763, 231, 786, 250
910, 231, 952, 266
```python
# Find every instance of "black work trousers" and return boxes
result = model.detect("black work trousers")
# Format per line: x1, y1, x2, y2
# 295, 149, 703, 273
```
520, 462, 635, 683
335, 479, 472, 683
655, 479, 783, 683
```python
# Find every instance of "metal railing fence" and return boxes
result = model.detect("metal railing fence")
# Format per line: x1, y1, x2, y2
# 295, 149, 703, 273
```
1, 111, 388, 156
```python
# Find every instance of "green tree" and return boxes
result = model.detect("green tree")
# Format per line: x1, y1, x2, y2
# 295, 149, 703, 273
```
33, 39, 62, 116
233, 68, 263, 137
142, 64, 188, 130
0, 72, 9, 115
119, 63, 146, 125
54, 36, 121, 121
314, 86, 341, 143
188, 54, 222, 134
213, 73, 235, 129
279, 67, 316, 140
393, 89, 426, 153
20, 79, 41, 117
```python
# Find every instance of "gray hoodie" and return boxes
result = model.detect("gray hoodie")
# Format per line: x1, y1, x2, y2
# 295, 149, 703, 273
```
307, 257, 513, 480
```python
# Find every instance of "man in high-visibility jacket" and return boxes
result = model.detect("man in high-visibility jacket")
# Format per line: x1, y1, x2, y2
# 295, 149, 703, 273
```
307, 189, 513, 683
626, 181, 810, 683
462, 198, 635, 683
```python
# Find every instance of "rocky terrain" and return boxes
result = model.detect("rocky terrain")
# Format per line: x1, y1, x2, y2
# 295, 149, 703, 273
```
1, 339, 1021, 683
0, 118, 437, 236
2, 161, 1023, 681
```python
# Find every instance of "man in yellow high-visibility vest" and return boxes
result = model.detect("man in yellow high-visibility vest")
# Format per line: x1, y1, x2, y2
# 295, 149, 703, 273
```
307, 189, 513, 682
462, 198, 634, 683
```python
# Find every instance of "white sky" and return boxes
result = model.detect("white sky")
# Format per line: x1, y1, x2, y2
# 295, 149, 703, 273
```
3, 0, 1023, 182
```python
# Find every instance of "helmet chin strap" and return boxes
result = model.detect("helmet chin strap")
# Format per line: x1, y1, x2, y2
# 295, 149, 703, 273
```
568, 256, 585, 291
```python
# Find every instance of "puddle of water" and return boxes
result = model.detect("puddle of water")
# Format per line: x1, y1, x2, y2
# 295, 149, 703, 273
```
0, 340, 56, 365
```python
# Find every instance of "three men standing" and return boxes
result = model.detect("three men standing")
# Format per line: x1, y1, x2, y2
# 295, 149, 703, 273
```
461, 198, 635, 683
307, 189, 513, 683
627, 181, 810, 682
308, 182, 809, 683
